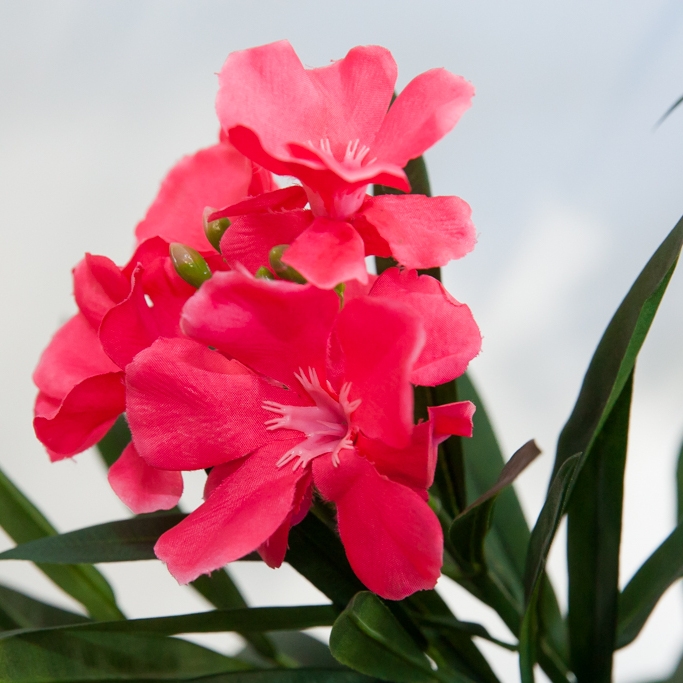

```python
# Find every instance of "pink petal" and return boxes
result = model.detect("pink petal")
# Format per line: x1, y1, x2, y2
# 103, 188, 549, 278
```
284, 218, 368, 289
73, 254, 130, 330
204, 458, 248, 500
313, 451, 442, 600
155, 438, 308, 584
33, 372, 125, 461
361, 194, 476, 269
343, 274, 378, 302
220, 210, 312, 275
208, 186, 308, 222
356, 422, 436, 493
126, 337, 299, 470
108, 442, 183, 514
369, 268, 481, 385
121, 237, 172, 280
33, 313, 120, 400
134, 143, 252, 251
350, 213, 392, 257
327, 297, 424, 448
257, 476, 312, 568
428, 401, 476, 442
371, 69, 474, 168
181, 270, 340, 389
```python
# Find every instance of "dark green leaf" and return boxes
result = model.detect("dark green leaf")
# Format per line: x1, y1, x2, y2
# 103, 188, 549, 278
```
676, 436, 683, 524
0, 512, 186, 563
192, 569, 277, 662
617, 522, 683, 649
0, 582, 89, 630
330, 592, 448, 683
449, 440, 541, 577
0, 629, 246, 681
0, 464, 123, 620
656, 94, 683, 127
554, 216, 683, 478
255, 631, 341, 668
415, 615, 516, 652
0, 604, 337, 640
96, 414, 131, 468
567, 374, 633, 679
519, 590, 538, 683
165, 671, 380, 683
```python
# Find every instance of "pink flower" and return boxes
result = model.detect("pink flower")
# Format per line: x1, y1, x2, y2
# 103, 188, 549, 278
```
34, 141, 264, 512
211, 41, 477, 289
125, 268, 480, 599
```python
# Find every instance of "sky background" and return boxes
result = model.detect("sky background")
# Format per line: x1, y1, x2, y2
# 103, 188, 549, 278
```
1, 1, 683, 680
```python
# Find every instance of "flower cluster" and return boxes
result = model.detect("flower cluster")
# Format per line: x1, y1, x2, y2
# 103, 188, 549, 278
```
33, 41, 481, 600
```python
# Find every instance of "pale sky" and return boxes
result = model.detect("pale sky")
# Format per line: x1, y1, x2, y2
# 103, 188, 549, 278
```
1, 2, 683, 680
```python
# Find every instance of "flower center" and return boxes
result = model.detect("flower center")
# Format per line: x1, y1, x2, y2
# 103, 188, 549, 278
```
262, 367, 361, 471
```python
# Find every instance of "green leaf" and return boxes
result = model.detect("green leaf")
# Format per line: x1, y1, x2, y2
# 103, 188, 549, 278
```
676, 436, 683, 524
330, 592, 449, 683
554, 216, 683, 478
249, 631, 342, 668
519, 589, 538, 683
656, 93, 683, 127
0, 604, 337, 640
567, 374, 633, 679
0, 464, 123, 621
158, 671, 381, 683
0, 629, 247, 682
96, 414, 131, 468
0, 512, 186, 563
0, 582, 90, 630
192, 570, 277, 662
449, 440, 540, 577
617, 522, 683, 649
415, 615, 516, 652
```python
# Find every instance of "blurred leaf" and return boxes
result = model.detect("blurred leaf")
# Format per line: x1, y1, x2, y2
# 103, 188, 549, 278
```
0, 629, 247, 681
96, 414, 131, 468
150, 671, 381, 683
244, 631, 342, 669
0, 582, 89, 630
0, 604, 337, 640
449, 440, 540, 577
415, 615, 516, 652
656, 94, 683, 127
329, 592, 447, 683
192, 570, 277, 662
0, 464, 123, 620
617, 522, 683, 649
0, 512, 186, 563
519, 590, 538, 683
676, 436, 683, 524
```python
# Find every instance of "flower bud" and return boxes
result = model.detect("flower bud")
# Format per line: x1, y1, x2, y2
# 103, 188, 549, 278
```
203, 208, 230, 252
334, 282, 345, 303
268, 245, 307, 284
254, 266, 275, 280
169, 243, 212, 288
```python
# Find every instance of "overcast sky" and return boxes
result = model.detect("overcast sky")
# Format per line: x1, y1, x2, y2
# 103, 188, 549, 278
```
1, 2, 683, 680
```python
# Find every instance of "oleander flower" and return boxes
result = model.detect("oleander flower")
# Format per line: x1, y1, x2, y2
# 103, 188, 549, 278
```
125, 268, 480, 599
211, 41, 476, 288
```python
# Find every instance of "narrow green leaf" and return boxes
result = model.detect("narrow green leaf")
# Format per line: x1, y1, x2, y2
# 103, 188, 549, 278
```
0, 629, 247, 682
0, 512, 186, 563
519, 590, 538, 683
449, 440, 541, 578
0, 464, 123, 620
568, 374, 633, 679
676, 436, 683, 524
617, 522, 683, 649
160, 671, 380, 683
554, 216, 683, 478
192, 569, 277, 661
0, 582, 89, 630
415, 615, 516, 652
0, 604, 337, 640
96, 414, 131, 468
246, 631, 342, 668
330, 592, 448, 683
656, 93, 683, 127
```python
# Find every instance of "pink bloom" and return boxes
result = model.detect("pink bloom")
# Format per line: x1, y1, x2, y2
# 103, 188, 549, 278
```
125, 268, 479, 599
34, 140, 264, 511
211, 41, 476, 288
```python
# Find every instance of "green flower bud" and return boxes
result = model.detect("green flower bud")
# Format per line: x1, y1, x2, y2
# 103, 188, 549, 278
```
268, 245, 307, 284
203, 208, 231, 252
169, 243, 212, 288
334, 281, 346, 303
254, 266, 275, 280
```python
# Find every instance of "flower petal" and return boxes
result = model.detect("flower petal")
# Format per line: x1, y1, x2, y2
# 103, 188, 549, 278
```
371, 69, 474, 168
181, 270, 340, 388
154, 438, 308, 584
108, 442, 183, 514
33, 372, 125, 461
428, 401, 476, 442
126, 337, 298, 470
313, 451, 442, 600
284, 217, 368, 289
220, 210, 312, 275
135, 143, 252, 250
370, 268, 481, 385
361, 194, 476, 269
208, 186, 308, 222
327, 297, 424, 448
